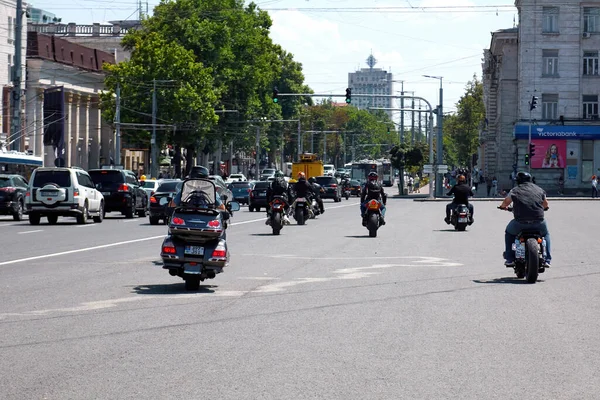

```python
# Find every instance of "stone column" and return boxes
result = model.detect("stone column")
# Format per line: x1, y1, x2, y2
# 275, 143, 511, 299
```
25, 86, 37, 156
88, 99, 101, 169
70, 93, 80, 167
63, 92, 74, 167
100, 116, 113, 166
35, 89, 45, 163
79, 94, 90, 169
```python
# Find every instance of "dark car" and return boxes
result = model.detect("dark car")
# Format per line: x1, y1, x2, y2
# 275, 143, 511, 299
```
88, 169, 148, 218
315, 176, 342, 202
149, 179, 182, 225
349, 179, 362, 197
0, 174, 28, 221
249, 181, 270, 212
228, 181, 254, 205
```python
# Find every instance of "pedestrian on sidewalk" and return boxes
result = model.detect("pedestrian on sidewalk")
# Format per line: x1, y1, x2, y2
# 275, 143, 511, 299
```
592, 175, 598, 198
491, 176, 498, 197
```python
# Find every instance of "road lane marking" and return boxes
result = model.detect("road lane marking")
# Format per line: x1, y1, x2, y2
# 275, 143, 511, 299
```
76, 224, 97, 228
17, 230, 43, 235
0, 235, 165, 266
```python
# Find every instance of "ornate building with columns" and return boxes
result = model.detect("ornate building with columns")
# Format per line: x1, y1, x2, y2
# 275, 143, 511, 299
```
26, 31, 115, 168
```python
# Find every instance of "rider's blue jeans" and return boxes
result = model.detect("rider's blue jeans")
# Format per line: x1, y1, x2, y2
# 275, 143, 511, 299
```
504, 219, 551, 263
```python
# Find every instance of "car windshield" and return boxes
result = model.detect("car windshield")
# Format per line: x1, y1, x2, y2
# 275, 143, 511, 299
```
88, 170, 124, 184
156, 181, 181, 192
254, 181, 270, 189
316, 177, 335, 185
33, 170, 71, 188
231, 182, 251, 188
0, 177, 11, 188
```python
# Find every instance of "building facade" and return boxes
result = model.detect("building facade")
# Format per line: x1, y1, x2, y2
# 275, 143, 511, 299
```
26, 31, 116, 169
0, 0, 27, 150
26, 7, 58, 24
482, 0, 600, 194
348, 54, 393, 120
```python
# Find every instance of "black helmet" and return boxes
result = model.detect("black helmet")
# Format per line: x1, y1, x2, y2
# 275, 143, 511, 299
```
308, 177, 316, 184
516, 171, 532, 185
368, 172, 378, 180
274, 170, 284, 178
189, 165, 209, 179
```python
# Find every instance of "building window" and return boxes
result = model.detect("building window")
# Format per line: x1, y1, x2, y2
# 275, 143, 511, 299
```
582, 141, 595, 182
542, 94, 558, 120
584, 8, 600, 33
543, 7, 559, 33
583, 95, 599, 119
583, 51, 599, 75
8, 17, 13, 41
542, 50, 559, 76
7, 54, 11, 82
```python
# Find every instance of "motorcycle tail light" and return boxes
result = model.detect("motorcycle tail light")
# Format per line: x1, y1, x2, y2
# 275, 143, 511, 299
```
367, 200, 380, 210
162, 245, 176, 254
537, 238, 543, 244
459, 213, 467, 217
207, 220, 221, 228
212, 249, 227, 258
150, 196, 157, 203
171, 217, 185, 225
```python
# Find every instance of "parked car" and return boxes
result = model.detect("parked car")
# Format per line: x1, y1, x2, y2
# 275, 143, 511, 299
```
25, 167, 104, 225
207, 175, 233, 202
149, 179, 182, 225
88, 169, 148, 218
225, 173, 247, 184
0, 174, 28, 220
228, 181, 254, 205
349, 179, 362, 196
315, 176, 342, 202
249, 181, 270, 212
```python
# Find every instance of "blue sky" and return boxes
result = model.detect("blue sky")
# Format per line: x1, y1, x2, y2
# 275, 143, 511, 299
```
35, 0, 518, 121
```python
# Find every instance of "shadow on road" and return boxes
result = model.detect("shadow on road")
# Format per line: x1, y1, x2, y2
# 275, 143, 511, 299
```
344, 235, 374, 239
131, 283, 218, 295
250, 233, 279, 236
472, 277, 545, 285
433, 229, 459, 232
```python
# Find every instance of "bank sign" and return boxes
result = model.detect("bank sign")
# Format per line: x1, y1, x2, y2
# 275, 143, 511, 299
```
514, 123, 600, 140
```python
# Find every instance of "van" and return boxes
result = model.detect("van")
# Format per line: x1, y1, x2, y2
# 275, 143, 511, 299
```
323, 164, 336, 177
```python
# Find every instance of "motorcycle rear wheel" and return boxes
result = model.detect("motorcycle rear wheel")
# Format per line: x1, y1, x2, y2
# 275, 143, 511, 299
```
367, 213, 379, 237
272, 213, 282, 235
525, 238, 539, 283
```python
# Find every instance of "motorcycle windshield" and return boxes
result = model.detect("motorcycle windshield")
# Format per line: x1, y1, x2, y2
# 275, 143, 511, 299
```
180, 179, 217, 208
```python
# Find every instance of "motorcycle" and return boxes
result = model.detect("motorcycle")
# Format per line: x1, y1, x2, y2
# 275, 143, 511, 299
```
309, 195, 321, 219
499, 206, 548, 283
160, 178, 240, 291
364, 199, 384, 238
268, 195, 287, 235
291, 197, 310, 225
450, 204, 472, 231
342, 182, 351, 200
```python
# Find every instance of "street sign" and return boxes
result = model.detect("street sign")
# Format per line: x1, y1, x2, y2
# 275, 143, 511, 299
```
423, 164, 433, 173
437, 164, 448, 173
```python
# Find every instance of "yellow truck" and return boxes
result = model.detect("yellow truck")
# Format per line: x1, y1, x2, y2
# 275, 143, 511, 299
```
291, 153, 324, 180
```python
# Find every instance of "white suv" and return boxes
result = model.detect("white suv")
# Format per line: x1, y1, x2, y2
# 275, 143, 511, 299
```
25, 167, 104, 225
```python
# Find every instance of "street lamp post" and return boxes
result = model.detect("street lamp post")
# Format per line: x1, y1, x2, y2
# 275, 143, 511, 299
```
423, 75, 444, 197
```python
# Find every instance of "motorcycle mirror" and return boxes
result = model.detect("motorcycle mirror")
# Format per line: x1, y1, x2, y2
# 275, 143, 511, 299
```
228, 201, 241, 212
159, 197, 169, 206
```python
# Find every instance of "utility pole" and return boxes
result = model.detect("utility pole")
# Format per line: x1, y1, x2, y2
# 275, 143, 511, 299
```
437, 83, 444, 197
151, 79, 157, 178
255, 125, 260, 175
115, 83, 121, 166
411, 96, 415, 146
400, 81, 405, 144
323, 131, 327, 163
418, 101, 422, 143
10, 0, 23, 151
297, 119, 301, 160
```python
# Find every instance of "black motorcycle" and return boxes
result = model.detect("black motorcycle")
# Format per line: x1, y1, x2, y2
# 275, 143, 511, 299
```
363, 199, 384, 237
268, 195, 287, 235
499, 206, 548, 283
450, 204, 472, 231
292, 196, 310, 225
160, 178, 240, 291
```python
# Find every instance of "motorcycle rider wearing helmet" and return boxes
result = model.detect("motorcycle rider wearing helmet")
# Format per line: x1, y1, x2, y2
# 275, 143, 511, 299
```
498, 171, 551, 267
308, 177, 325, 214
360, 172, 387, 226
445, 174, 475, 225
266, 170, 292, 224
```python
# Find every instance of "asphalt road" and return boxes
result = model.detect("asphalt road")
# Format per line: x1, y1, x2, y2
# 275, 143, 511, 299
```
1, 198, 599, 399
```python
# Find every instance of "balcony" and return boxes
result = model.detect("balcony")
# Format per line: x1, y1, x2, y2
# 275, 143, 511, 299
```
27, 22, 138, 37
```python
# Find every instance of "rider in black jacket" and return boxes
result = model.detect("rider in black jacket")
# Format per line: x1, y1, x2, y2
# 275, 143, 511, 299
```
308, 177, 325, 214
266, 170, 292, 224
360, 172, 387, 226
293, 172, 314, 199
445, 175, 474, 225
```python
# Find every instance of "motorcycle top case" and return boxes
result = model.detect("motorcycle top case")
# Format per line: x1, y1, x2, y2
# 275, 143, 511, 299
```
168, 178, 226, 242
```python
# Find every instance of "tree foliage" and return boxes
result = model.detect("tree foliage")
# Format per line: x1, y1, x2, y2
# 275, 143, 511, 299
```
442, 75, 485, 166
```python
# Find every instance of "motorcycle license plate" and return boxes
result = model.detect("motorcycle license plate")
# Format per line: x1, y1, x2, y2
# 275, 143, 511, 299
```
458, 217, 468, 223
184, 245, 204, 255
258, 192, 266, 197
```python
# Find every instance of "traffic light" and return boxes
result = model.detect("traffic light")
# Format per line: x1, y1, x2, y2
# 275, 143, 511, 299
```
345, 88, 352, 104
524, 153, 530, 165
529, 95, 538, 111
272, 87, 279, 103
529, 142, 536, 158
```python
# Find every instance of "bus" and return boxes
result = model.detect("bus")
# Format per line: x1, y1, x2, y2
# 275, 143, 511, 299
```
350, 160, 383, 185
0, 149, 43, 181
381, 160, 393, 187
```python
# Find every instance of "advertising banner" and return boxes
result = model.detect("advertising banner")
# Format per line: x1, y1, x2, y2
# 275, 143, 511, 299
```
531, 140, 566, 169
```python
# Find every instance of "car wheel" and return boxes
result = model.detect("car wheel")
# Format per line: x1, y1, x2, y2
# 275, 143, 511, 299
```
149, 216, 160, 225
29, 213, 40, 225
13, 199, 23, 221
249, 207, 254, 212
125, 199, 135, 219
47, 215, 58, 225
77, 202, 88, 224
93, 202, 104, 223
